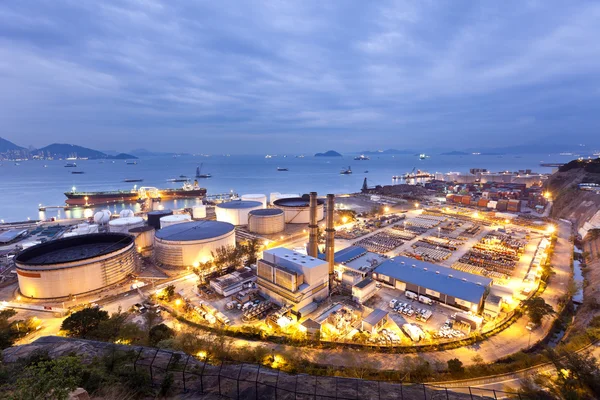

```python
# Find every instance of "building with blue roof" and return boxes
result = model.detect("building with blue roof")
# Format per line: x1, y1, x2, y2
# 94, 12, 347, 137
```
372, 256, 492, 313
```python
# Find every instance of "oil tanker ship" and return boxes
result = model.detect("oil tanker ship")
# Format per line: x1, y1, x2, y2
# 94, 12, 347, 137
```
65, 181, 206, 206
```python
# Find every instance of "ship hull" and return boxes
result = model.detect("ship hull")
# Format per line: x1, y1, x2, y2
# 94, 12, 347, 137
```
64, 188, 207, 205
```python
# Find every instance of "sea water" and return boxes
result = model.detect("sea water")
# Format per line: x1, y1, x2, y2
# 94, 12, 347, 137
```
0, 153, 559, 222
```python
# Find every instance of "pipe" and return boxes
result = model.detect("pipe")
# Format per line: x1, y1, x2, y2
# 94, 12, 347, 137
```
326, 194, 335, 274
308, 192, 318, 257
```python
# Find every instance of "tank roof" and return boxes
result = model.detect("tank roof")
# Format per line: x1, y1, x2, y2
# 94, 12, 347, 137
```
15, 233, 133, 266
249, 208, 284, 216
217, 200, 262, 209
155, 220, 235, 241
148, 210, 173, 216
129, 226, 154, 233
273, 197, 325, 207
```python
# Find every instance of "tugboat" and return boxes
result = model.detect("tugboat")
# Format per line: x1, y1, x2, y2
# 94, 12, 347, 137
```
123, 179, 143, 183
419, 153, 427, 160
64, 162, 77, 168
195, 164, 212, 178
167, 178, 188, 182
354, 154, 370, 161
277, 167, 289, 171
71, 171, 85, 174
126, 160, 137, 165
340, 166, 352, 175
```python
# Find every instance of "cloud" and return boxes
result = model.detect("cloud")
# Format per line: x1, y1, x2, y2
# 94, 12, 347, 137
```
0, 0, 599, 153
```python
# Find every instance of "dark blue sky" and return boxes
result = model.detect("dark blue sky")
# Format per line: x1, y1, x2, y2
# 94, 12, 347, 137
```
0, 1, 599, 154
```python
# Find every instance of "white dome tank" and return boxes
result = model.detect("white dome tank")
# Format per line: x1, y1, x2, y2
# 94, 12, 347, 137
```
93, 210, 111, 224
119, 209, 135, 218
108, 216, 144, 233
160, 214, 192, 229
192, 205, 207, 219
241, 194, 267, 208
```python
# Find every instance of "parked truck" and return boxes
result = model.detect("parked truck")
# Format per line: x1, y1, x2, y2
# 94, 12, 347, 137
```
405, 291, 418, 300
418, 295, 433, 305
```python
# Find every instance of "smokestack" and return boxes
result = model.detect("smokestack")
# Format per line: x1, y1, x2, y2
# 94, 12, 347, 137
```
308, 192, 319, 257
326, 194, 335, 274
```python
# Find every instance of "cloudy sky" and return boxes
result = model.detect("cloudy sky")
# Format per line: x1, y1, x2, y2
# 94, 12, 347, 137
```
0, 1, 599, 154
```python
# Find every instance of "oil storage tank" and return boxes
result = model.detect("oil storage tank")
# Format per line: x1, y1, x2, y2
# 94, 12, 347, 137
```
129, 226, 155, 256
248, 209, 285, 234
147, 210, 173, 230
215, 200, 262, 225
241, 194, 267, 208
154, 221, 236, 267
15, 233, 136, 299
160, 214, 191, 229
273, 195, 324, 224
192, 205, 207, 219
270, 193, 300, 205
108, 216, 145, 233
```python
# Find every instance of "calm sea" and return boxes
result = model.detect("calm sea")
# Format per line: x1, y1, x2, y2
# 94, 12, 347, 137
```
0, 153, 561, 222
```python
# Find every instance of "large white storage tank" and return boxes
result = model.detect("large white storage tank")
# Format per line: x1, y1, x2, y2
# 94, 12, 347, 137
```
241, 194, 267, 208
248, 209, 285, 234
270, 192, 300, 205
108, 216, 145, 233
215, 200, 262, 225
273, 196, 324, 224
119, 209, 135, 218
192, 205, 207, 219
129, 226, 155, 256
15, 233, 136, 299
160, 214, 192, 229
154, 221, 236, 267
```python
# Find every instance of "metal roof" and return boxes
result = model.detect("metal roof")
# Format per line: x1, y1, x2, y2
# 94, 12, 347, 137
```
217, 200, 262, 209
374, 256, 492, 304
249, 208, 283, 216
334, 246, 368, 264
155, 220, 234, 241
0, 229, 27, 244
354, 277, 374, 289
363, 308, 388, 326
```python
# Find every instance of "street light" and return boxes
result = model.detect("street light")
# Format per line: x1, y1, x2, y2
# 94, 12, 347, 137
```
384, 206, 390, 213
342, 216, 348, 224
414, 202, 419, 209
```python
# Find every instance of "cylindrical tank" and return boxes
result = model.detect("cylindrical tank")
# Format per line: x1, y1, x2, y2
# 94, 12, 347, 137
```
215, 200, 263, 225
93, 210, 111, 225
129, 226, 155, 256
160, 214, 192, 229
273, 196, 325, 224
192, 205, 207, 219
241, 194, 267, 208
147, 210, 173, 230
119, 209, 135, 218
108, 216, 145, 233
248, 209, 285, 234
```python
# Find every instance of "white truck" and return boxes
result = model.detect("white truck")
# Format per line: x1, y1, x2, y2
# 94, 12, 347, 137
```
405, 291, 418, 300
418, 295, 433, 305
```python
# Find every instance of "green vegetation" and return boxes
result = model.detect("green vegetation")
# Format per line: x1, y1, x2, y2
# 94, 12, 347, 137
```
192, 239, 260, 283
558, 158, 600, 173
0, 309, 41, 350
523, 297, 555, 325
60, 307, 109, 338
60, 307, 144, 344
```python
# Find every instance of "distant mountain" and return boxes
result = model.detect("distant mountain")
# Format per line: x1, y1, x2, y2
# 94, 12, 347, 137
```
314, 150, 342, 157
0, 137, 25, 152
39, 143, 137, 160
361, 149, 415, 155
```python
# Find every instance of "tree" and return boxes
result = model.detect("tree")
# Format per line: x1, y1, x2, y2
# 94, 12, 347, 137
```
61, 307, 109, 338
522, 297, 554, 325
157, 285, 176, 302
241, 238, 260, 267
0, 309, 17, 349
447, 358, 464, 376
12, 356, 84, 400
149, 324, 175, 346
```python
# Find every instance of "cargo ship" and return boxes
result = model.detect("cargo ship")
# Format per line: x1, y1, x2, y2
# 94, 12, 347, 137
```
64, 181, 206, 206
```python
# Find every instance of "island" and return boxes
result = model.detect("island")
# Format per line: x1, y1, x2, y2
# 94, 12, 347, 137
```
314, 150, 342, 157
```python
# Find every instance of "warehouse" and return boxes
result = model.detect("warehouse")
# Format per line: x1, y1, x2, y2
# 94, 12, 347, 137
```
209, 267, 256, 297
372, 256, 492, 313
154, 221, 235, 268
352, 277, 378, 304
361, 308, 388, 334
15, 233, 137, 299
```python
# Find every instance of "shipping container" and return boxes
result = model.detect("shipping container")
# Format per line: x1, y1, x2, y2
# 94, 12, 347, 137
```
477, 198, 489, 208
461, 196, 471, 205
496, 200, 508, 212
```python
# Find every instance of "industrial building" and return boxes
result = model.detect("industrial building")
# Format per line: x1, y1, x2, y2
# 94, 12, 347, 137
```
209, 267, 256, 297
352, 277, 378, 304
247, 208, 285, 234
15, 233, 137, 299
273, 196, 324, 224
154, 220, 236, 268
372, 256, 493, 313
257, 247, 329, 314
216, 200, 263, 225
361, 308, 388, 334
326, 246, 387, 286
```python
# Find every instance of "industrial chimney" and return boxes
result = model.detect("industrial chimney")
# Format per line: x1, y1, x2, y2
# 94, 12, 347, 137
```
325, 194, 335, 274
308, 192, 319, 257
